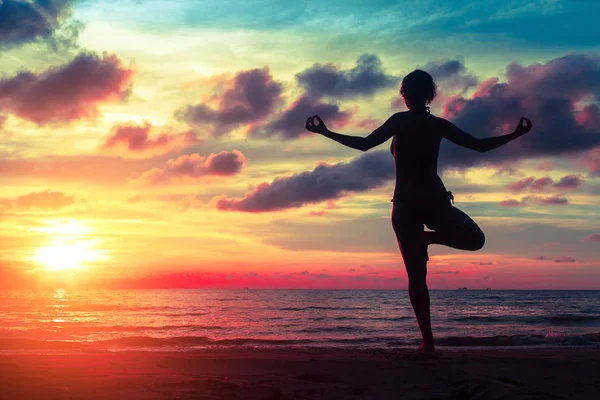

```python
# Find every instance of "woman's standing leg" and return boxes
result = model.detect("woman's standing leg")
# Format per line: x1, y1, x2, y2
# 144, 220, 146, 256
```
392, 203, 435, 352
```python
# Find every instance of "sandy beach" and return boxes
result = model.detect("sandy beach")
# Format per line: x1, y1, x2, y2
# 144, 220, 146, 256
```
1, 348, 598, 400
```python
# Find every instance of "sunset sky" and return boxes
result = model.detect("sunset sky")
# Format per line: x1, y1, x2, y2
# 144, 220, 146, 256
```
1, 0, 599, 290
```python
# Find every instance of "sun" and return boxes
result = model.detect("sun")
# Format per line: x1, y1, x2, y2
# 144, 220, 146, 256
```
34, 241, 97, 271
30, 220, 110, 272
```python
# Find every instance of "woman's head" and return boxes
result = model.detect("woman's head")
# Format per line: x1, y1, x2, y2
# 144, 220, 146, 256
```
400, 69, 437, 112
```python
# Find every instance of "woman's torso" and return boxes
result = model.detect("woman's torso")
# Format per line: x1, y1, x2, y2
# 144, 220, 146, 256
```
391, 111, 448, 206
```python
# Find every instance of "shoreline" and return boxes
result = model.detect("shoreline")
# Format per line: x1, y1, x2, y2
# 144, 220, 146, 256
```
1, 347, 598, 399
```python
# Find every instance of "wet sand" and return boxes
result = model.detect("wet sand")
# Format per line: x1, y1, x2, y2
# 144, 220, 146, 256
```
1, 348, 598, 399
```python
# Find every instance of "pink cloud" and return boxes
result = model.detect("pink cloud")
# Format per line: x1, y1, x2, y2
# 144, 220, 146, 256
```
356, 117, 380, 130
15, 190, 74, 209
522, 195, 569, 205
176, 67, 283, 137
499, 195, 569, 207
506, 174, 584, 193
438, 54, 600, 171
250, 93, 354, 140
132, 150, 246, 185
0, 52, 134, 125
585, 234, 600, 241
577, 148, 600, 176
307, 210, 326, 216
536, 160, 553, 171
506, 177, 535, 193
499, 199, 522, 207
575, 104, 600, 131
101, 121, 198, 158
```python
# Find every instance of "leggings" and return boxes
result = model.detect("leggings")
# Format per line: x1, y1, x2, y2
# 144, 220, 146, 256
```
391, 196, 485, 283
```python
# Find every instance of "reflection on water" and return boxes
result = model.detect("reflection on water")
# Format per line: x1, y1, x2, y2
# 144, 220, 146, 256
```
1, 289, 599, 350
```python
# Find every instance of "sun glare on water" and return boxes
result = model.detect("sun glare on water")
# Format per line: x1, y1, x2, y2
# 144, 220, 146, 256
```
30, 220, 110, 272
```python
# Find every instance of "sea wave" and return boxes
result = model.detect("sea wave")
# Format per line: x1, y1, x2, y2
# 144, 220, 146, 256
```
450, 314, 600, 326
2, 332, 599, 351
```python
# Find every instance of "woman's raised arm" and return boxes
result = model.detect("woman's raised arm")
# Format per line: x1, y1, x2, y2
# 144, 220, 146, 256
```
443, 117, 532, 153
306, 113, 401, 152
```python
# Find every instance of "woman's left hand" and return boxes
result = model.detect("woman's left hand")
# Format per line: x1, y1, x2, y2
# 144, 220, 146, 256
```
305, 115, 328, 134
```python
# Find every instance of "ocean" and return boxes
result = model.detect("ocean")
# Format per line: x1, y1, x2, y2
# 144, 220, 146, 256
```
1, 289, 599, 352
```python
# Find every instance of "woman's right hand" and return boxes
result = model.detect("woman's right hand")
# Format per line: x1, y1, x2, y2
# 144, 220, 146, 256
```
305, 115, 328, 135
514, 117, 533, 136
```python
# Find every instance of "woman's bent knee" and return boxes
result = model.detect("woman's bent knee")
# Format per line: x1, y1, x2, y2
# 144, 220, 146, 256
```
473, 230, 485, 251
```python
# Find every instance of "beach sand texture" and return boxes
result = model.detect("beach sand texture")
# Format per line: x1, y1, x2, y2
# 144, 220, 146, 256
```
1, 348, 599, 400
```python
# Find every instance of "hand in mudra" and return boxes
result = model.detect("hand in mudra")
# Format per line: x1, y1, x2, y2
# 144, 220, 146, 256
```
514, 117, 533, 136
305, 115, 328, 135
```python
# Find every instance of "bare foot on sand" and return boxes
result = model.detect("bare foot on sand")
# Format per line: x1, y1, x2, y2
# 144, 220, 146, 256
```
418, 341, 435, 353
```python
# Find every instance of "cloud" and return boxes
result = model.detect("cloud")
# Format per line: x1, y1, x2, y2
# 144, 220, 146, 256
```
536, 160, 553, 171
431, 270, 461, 274
585, 234, 600, 241
176, 67, 283, 137
249, 93, 353, 140
215, 150, 393, 212
132, 150, 246, 185
296, 54, 399, 98
523, 195, 569, 205
499, 195, 569, 207
535, 256, 552, 260
0, 0, 78, 49
15, 190, 74, 209
356, 117, 380, 130
313, 273, 334, 279
554, 256, 576, 263
506, 174, 584, 193
577, 148, 600, 176
438, 53, 600, 170
499, 199, 522, 207
420, 59, 479, 93
492, 164, 524, 177
0, 51, 134, 125
101, 121, 198, 158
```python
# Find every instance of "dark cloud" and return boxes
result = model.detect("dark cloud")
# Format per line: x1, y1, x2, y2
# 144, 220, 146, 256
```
585, 234, 600, 241
250, 93, 353, 140
535, 256, 552, 260
506, 174, 584, 193
431, 270, 460, 274
554, 257, 577, 263
296, 54, 399, 98
492, 164, 524, 177
438, 53, 600, 170
498, 199, 521, 207
554, 174, 585, 190
15, 190, 74, 209
101, 122, 198, 158
133, 150, 246, 185
176, 67, 283, 137
0, 0, 78, 49
313, 273, 334, 279
0, 52, 134, 125
420, 59, 479, 93
215, 150, 393, 212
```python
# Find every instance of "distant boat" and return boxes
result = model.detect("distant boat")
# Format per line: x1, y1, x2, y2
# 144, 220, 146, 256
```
458, 287, 468, 291
486, 288, 491, 291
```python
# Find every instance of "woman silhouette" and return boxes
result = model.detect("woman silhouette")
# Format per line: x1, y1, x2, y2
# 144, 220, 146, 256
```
305, 69, 532, 352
